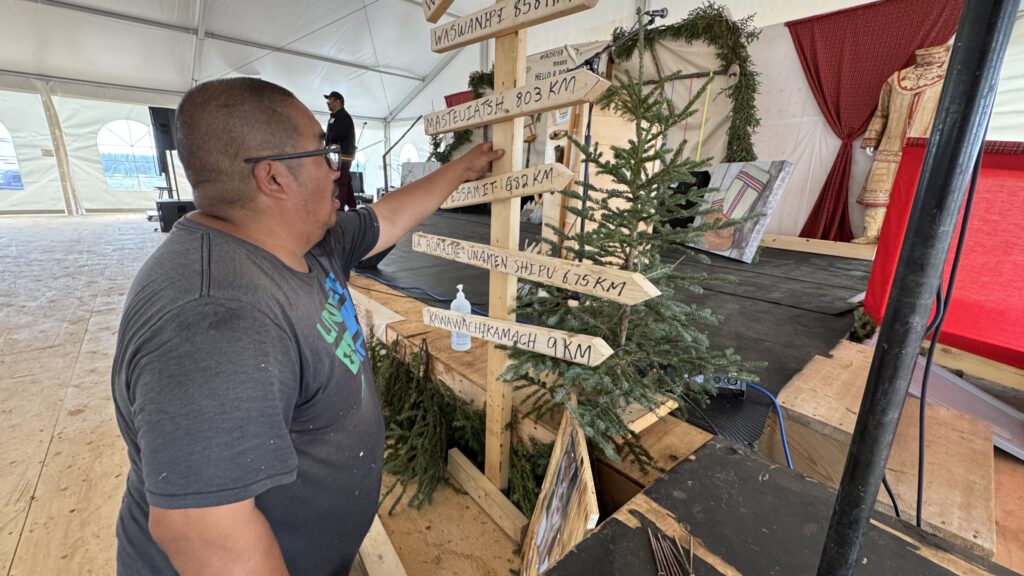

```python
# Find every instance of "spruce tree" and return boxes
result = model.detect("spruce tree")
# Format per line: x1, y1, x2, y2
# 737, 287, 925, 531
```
501, 16, 755, 469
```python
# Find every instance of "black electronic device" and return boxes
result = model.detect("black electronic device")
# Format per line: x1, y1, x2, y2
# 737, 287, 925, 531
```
156, 199, 196, 233
149, 107, 177, 175
351, 171, 364, 197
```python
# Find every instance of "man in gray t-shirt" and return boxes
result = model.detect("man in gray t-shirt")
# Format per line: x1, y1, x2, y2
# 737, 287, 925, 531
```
111, 78, 501, 575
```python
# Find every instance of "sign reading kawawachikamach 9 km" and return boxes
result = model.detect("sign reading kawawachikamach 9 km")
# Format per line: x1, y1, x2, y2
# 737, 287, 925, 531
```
430, 0, 600, 53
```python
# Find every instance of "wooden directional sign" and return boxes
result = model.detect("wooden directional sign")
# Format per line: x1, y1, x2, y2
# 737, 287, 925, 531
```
423, 307, 613, 366
430, 0, 599, 53
442, 163, 574, 209
424, 70, 609, 136
412, 233, 662, 305
422, 0, 455, 23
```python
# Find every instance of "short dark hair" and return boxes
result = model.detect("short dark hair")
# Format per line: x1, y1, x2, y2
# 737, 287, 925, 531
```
176, 78, 304, 215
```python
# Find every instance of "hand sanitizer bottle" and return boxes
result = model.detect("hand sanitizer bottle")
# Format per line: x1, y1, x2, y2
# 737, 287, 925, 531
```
451, 284, 472, 352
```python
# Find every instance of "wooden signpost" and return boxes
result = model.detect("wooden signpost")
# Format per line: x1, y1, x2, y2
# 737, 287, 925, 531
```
441, 163, 575, 209
430, 0, 599, 53
422, 0, 455, 23
422, 307, 613, 366
412, 233, 661, 305
424, 70, 609, 135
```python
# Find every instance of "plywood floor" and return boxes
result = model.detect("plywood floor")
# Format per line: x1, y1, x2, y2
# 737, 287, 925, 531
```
0, 214, 521, 576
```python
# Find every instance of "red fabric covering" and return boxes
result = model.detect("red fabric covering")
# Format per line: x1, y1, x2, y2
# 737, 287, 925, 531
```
444, 90, 475, 108
864, 140, 1024, 370
786, 0, 962, 241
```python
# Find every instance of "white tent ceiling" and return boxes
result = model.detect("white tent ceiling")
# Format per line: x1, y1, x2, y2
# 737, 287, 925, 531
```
0, 0, 883, 120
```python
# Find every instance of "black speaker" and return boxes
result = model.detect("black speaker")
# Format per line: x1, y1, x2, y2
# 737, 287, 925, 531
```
351, 171, 364, 197
156, 199, 196, 233
149, 107, 177, 175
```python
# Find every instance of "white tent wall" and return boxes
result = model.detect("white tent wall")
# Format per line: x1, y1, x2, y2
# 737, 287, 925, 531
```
0, 89, 66, 212
989, 13, 1024, 141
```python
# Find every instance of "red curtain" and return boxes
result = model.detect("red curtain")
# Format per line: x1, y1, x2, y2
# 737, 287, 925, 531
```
787, 0, 962, 241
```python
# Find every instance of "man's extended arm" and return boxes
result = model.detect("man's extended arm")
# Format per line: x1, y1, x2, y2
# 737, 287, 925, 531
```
367, 143, 503, 257
150, 499, 289, 576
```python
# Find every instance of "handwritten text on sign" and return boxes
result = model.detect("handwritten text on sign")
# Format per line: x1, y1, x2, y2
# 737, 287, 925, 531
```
424, 70, 609, 135
412, 233, 661, 305
422, 0, 454, 23
442, 163, 574, 209
430, 0, 599, 53
423, 307, 612, 366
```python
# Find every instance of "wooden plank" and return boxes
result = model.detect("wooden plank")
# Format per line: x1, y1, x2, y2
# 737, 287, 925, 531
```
447, 448, 529, 542
422, 307, 612, 366
359, 515, 408, 576
926, 341, 1024, 393
520, 406, 600, 576
350, 286, 405, 342
422, 0, 454, 23
606, 415, 713, 487
377, 473, 521, 576
763, 340, 998, 557
425, 70, 609, 135
412, 233, 661, 305
485, 28, 526, 490
994, 450, 1024, 574
441, 163, 575, 209
759, 233, 876, 261
430, 0, 599, 53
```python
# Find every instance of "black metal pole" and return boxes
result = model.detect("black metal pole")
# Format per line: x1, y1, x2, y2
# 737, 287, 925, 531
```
816, 2, 1019, 574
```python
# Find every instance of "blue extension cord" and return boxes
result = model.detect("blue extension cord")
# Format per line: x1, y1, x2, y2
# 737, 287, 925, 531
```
354, 271, 489, 316
746, 382, 794, 470
358, 271, 796, 470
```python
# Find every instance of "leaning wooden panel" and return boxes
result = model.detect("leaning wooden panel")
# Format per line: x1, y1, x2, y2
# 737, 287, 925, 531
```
520, 407, 600, 576
422, 307, 612, 366
412, 233, 661, 305
422, 0, 454, 23
442, 163, 575, 209
424, 70, 609, 135
359, 515, 408, 576
430, 0, 599, 53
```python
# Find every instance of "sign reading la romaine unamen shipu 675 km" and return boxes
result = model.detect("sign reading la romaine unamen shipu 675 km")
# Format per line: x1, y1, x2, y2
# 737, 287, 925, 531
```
441, 163, 575, 209
422, 307, 613, 366
424, 70, 609, 136
430, 0, 600, 53
411, 233, 662, 306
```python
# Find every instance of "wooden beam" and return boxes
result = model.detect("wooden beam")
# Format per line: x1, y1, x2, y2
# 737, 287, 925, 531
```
424, 70, 609, 135
359, 515, 408, 576
422, 0, 455, 22
412, 233, 661, 305
422, 307, 613, 366
925, 341, 1024, 393
447, 448, 529, 542
759, 234, 876, 261
485, 28, 527, 490
441, 163, 575, 209
430, 0, 599, 53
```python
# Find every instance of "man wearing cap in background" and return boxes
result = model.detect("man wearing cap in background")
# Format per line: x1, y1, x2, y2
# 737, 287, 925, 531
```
325, 90, 357, 209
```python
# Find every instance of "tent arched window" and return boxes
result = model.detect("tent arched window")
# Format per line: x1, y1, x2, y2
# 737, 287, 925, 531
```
0, 122, 25, 190
399, 143, 419, 165
97, 119, 164, 192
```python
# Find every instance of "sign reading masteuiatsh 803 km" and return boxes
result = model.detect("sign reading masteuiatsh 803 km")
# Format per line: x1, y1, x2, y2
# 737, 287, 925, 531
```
411, 233, 661, 305
441, 163, 575, 209
424, 70, 609, 136
430, 0, 599, 53
422, 307, 613, 366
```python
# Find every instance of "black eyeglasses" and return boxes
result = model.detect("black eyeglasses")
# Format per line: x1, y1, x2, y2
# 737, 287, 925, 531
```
244, 145, 351, 172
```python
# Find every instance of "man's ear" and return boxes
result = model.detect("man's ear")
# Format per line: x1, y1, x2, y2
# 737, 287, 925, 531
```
250, 161, 294, 201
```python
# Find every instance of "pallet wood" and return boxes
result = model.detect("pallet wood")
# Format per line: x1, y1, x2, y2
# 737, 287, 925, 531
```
422, 0, 454, 22
761, 340, 997, 557
424, 70, 609, 135
412, 233, 661, 305
441, 163, 575, 209
422, 307, 613, 366
994, 450, 1024, 573
378, 474, 520, 576
927, 341, 1024, 393
520, 407, 600, 576
360, 515, 408, 576
758, 233, 876, 260
430, 0, 599, 52
447, 449, 529, 542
